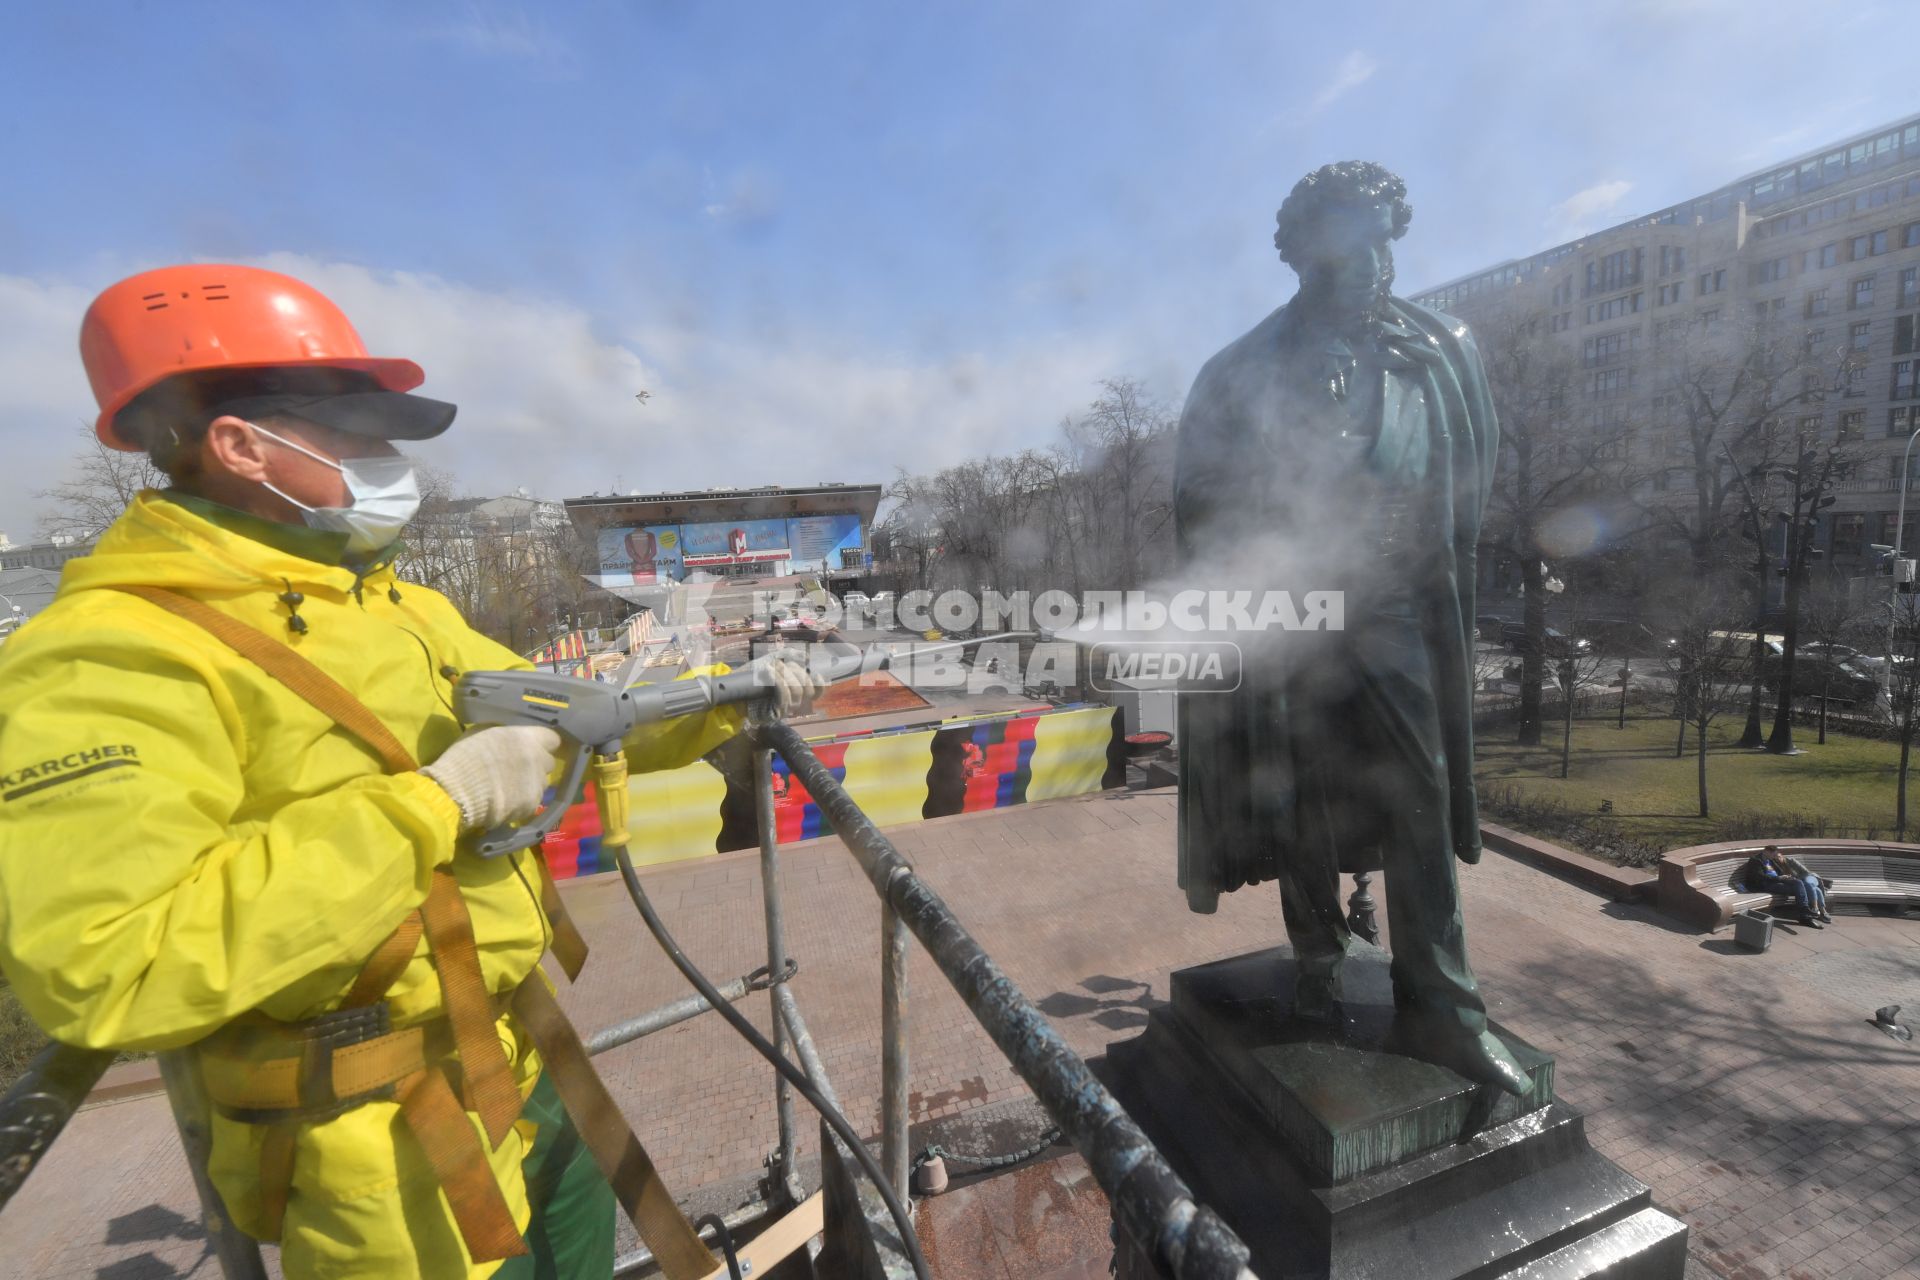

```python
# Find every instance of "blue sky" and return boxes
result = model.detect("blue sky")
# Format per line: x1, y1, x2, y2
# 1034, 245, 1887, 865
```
2, 1, 1914, 536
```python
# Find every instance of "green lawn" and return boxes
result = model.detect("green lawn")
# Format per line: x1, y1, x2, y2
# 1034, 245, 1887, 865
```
1475, 712, 1913, 858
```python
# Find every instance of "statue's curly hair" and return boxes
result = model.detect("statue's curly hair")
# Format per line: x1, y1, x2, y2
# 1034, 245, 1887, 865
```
1272, 161, 1413, 268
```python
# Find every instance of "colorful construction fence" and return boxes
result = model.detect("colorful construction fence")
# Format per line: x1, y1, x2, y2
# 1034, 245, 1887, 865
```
541, 703, 1125, 877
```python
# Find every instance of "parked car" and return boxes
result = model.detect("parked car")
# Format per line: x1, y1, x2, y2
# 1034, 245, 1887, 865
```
1580, 617, 1675, 658
1500, 622, 1592, 657
1800, 641, 1886, 671
1706, 631, 1785, 668
1770, 652, 1883, 708
1475, 614, 1507, 642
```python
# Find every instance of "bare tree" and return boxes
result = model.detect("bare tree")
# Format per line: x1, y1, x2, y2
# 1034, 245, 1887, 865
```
876, 375, 1177, 603
1800, 579, 1874, 745
36, 423, 165, 542
1891, 593, 1920, 838
1059, 377, 1176, 590
1549, 585, 1613, 779
1478, 306, 1628, 745
1639, 312, 1840, 583
1761, 432, 1857, 753
1657, 582, 1753, 818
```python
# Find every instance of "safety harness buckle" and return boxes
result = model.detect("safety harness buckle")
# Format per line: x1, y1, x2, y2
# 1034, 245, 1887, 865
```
297, 1002, 393, 1110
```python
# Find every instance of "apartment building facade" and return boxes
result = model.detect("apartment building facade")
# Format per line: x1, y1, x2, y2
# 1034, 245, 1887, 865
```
1413, 113, 1920, 575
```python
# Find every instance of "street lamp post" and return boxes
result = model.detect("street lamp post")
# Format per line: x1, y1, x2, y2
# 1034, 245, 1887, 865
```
1883, 425, 1920, 706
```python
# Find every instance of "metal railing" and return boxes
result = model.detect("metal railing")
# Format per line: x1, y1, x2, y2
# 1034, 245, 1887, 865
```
0, 722, 1251, 1280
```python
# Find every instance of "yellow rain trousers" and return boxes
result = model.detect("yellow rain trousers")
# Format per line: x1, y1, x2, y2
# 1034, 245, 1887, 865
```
0, 492, 739, 1278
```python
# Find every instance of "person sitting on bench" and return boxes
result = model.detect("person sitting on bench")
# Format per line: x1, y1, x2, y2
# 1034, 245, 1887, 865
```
1741, 846, 1823, 928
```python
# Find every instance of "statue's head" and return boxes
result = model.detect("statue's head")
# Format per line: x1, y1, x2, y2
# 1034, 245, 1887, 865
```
1274, 161, 1412, 326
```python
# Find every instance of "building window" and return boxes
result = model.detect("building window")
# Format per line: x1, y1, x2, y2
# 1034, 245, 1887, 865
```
1585, 293, 1642, 324
1839, 410, 1865, 440
1897, 315, 1918, 356
1907, 223, 1920, 250
1832, 514, 1867, 559
1851, 229, 1891, 259
1892, 405, 1917, 438
1851, 320, 1874, 353
1659, 245, 1686, 277
1799, 414, 1824, 437
1550, 311, 1571, 332
1881, 512, 1920, 550
1550, 278, 1573, 307
1587, 368, 1632, 399
1819, 242, 1839, 269
1701, 308, 1722, 331
1583, 330, 1637, 366
1852, 276, 1876, 310
1751, 257, 1791, 285
1894, 360, 1919, 400
1657, 282, 1684, 306
1698, 269, 1726, 295
1902, 268, 1918, 309
1807, 287, 1830, 317
1587, 248, 1643, 296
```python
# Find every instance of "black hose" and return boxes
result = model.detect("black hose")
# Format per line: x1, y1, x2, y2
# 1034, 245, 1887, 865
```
614, 848, 932, 1280
694, 1213, 743, 1280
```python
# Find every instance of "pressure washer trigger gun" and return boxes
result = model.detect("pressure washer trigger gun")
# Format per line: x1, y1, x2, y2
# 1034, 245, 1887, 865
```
451, 671, 652, 859
452, 666, 791, 857
453, 634, 1036, 858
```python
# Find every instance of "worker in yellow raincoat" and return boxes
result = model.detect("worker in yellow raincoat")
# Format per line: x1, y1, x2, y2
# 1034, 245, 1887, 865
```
0, 264, 819, 1279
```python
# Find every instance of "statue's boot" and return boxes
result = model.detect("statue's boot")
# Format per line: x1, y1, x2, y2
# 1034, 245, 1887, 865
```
1424, 1027, 1529, 1097
1293, 969, 1345, 1025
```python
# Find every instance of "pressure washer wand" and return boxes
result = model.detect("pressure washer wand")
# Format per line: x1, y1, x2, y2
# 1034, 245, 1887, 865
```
454, 631, 1035, 856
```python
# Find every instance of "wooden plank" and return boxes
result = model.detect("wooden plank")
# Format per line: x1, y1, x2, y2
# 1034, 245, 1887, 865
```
697, 1192, 825, 1280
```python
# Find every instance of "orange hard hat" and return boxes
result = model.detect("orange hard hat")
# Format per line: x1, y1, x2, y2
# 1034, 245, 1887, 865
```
79, 264, 425, 450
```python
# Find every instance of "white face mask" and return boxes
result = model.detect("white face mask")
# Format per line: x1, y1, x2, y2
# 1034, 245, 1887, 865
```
250, 423, 421, 553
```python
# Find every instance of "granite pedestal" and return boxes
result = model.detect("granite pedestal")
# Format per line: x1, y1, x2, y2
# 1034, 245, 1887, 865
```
1102, 947, 1687, 1279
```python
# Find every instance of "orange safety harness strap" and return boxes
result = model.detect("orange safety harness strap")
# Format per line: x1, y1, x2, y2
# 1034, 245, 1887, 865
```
511, 977, 718, 1279
535, 855, 590, 982
343, 910, 425, 1008
117, 586, 525, 1257
398, 1064, 530, 1263
119, 585, 694, 1269
421, 869, 524, 1145
117, 583, 594, 972
117, 585, 419, 774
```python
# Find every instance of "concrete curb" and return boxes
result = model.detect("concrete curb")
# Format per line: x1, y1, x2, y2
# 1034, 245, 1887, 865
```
1478, 821, 1656, 902
81, 1057, 165, 1107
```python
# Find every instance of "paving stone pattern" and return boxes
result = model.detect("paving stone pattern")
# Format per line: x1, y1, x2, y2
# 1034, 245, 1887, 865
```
4, 788, 1918, 1278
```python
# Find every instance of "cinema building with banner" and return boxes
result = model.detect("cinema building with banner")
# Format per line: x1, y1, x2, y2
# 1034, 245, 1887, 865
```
564, 482, 884, 590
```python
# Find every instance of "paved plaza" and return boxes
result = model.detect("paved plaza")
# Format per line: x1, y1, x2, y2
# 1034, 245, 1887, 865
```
5, 787, 1919, 1278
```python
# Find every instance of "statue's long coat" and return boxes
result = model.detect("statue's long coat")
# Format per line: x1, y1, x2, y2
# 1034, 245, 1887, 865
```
1173, 296, 1500, 913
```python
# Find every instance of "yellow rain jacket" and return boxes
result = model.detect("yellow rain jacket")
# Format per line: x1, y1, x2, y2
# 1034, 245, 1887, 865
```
0, 491, 738, 1278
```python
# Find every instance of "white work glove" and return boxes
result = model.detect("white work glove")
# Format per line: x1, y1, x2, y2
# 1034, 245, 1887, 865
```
421, 726, 564, 832
753, 651, 829, 716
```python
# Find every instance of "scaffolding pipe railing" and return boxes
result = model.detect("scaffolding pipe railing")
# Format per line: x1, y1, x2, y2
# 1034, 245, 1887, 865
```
751, 719, 1253, 1280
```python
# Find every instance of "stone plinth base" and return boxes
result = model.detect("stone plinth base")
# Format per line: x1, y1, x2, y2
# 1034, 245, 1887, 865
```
1102, 947, 1687, 1279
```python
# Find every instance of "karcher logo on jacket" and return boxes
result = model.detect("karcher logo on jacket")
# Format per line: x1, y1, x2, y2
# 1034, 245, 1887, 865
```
1, 744, 141, 802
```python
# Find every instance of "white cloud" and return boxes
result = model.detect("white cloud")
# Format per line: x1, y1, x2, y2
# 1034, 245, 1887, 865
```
1310, 51, 1379, 114
425, 3, 573, 70
0, 273, 99, 544
1542, 179, 1635, 243
0, 257, 1132, 537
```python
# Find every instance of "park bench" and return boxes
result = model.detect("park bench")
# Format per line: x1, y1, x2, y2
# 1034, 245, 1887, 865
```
1656, 840, 1920, 931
